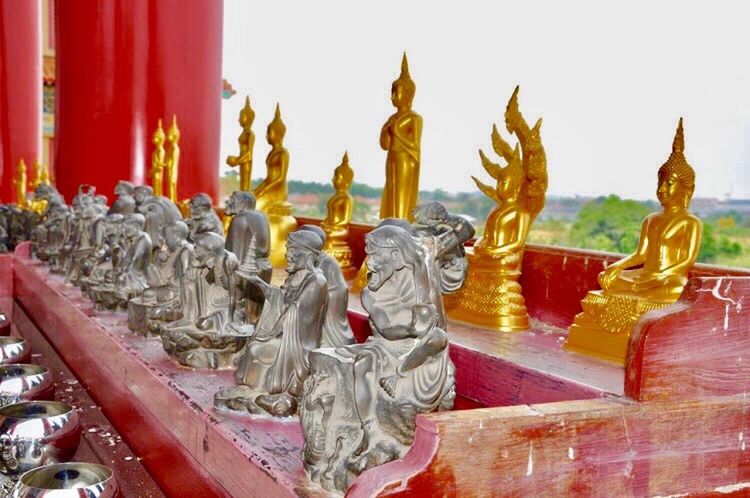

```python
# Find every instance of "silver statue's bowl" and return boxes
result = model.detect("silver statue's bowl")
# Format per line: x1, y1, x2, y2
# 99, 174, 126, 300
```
0, 338, 30, 365
11, 463, 119, 498
0, 365, 54, 407
0, 401, 81, 475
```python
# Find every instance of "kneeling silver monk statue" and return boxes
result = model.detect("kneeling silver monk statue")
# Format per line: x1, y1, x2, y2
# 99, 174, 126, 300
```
300, 204, 473, 493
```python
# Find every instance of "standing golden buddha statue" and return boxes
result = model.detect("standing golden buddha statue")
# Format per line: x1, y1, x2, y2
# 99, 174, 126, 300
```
149, 119, 166, 197
445, 86, 548, 332
321, 151, 356, 278
564, 118, 702, 364
379, 53, 422, 222
254, 103, 295, 267
226, 96, 255, 192
13, 159, 29, 209
165, 115, 181, 203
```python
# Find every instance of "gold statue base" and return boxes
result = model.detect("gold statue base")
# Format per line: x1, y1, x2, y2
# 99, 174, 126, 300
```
324, 240, 357, 280
444, 251, 529, 332
564, 291, 669, 365
266, 202, 296, 268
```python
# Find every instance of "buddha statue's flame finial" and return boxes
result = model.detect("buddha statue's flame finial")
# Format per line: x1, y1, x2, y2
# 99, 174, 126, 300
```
269, 103, 286, 138
393, 52, 416, 98
154, 118, 165, 142
335, 151, 354, 187
673, 117, 685, 153
658, 117, 695, 197
241, 96, 255, 124
168, 115, 180, 140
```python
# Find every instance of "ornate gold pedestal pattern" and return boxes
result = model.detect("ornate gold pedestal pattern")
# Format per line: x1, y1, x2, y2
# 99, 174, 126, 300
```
564, 291, 668, 365
444, 252, 529, 332
323, 240, 356, 280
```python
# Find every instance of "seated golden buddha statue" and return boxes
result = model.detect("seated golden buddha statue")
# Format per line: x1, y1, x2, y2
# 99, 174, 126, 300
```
444, 87, 547, 332
254, 103, 295, 268
564, 118, 702, 364
29, 159, 51, 216
379, 53, 422, 222
321, 152, 356, 278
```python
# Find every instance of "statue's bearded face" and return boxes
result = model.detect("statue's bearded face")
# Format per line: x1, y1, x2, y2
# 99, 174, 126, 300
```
365, 242, 399, 291
225, 196, 237, 215
285, 244, 311, 274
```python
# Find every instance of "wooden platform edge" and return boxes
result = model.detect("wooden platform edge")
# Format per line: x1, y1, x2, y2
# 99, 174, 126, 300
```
351, 397, 750, 497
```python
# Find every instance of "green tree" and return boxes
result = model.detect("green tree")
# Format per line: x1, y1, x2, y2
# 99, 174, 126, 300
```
568, 195, 652, 253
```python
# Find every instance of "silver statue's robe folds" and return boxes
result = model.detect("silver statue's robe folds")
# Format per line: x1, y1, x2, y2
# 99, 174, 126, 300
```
300, 205, 474, 493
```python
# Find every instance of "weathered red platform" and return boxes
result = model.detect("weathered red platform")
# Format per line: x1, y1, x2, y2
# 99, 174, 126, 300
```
5, 232, 750, 497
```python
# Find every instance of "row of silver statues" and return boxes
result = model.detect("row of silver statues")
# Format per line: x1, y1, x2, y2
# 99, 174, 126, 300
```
14, 181, 475, 493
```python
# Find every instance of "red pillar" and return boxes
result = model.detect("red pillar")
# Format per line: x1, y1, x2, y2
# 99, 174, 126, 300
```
0, 0, 42, 203
149, 0, 223, 202
54, 0, 222, 203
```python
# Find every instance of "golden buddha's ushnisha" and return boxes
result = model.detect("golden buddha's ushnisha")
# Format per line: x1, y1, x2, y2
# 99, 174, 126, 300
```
445, 86, 548, 332
321, 151, 356, 278
254, 103, 296, 268
227, 96, 256, 192
165, 115, 181, 203
13, 159, 28, 209
564, 118, 702, 364
379, 53, 422, 222
149, 119, 166, 197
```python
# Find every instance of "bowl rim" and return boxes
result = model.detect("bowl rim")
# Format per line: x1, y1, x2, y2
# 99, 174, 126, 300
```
17, 462, 115, 489
0, 400, 74, 419
0, 337, 25, 345
0, 364, 48, 378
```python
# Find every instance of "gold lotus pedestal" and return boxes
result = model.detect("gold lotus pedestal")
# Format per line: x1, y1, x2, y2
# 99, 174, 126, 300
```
564, 292, 668, 365
445, 250, 529, 332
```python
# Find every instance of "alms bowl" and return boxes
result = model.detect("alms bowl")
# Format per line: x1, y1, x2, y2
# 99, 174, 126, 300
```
11, 462, 119, 498
0, 338, 30, 365
0, 401, 81, 475
0, 365, 54, 407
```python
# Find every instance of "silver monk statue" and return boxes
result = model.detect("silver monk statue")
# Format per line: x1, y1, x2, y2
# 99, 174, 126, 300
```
214, 228, 330, 417
160, 232, 247, 369
187, 193, 224, 241
128, 220, 190, 336
108, 180, 136, 215
223, 191, 272, 330
300, 204, 474, 493
297, 224, 354, 348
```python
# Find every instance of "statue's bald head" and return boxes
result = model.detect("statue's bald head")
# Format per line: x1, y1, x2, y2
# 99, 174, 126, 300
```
115, 181, 134, 195
229, 191, 256, 212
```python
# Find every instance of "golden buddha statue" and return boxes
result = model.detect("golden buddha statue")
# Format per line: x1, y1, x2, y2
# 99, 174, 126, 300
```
226, 96, 255, 192
564, 118, 702, 364
32, 159, 50, 189
13, 159, 29, 209
379, 53, 422, 222
254, 103, 295, 267
165, 115, 181, 203
149, 119, 166, 197
321, 151, 356, 278
444, 86, 548, 332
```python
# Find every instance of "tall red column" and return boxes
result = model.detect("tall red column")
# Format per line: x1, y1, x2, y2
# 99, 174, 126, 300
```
0, 0, 42, 203
149, 0, 222, 202
54, 0, 222, 203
